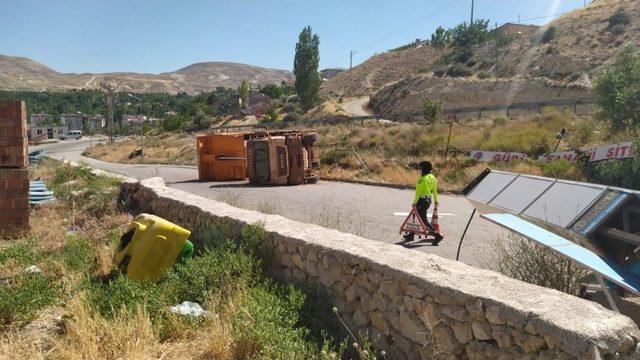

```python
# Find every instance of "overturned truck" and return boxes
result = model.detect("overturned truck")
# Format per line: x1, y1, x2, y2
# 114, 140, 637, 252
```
196, 130, 320, 185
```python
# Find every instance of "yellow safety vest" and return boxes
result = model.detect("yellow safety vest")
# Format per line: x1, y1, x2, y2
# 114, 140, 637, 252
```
413, 173, 438, 204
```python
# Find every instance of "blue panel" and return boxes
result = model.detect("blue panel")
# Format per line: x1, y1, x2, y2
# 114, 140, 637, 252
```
482, 213, 640, 294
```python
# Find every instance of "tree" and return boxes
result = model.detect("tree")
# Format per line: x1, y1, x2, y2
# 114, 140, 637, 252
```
263, 104, 280, 122
261, 83, 284, 99
99, 82, 118, 144
594, 43, 640, 137
238, 80, 249, 110
430, 26, 450, 48
294, 26, 321, 112
423, 98, 442, 124
451, 19, 490, 48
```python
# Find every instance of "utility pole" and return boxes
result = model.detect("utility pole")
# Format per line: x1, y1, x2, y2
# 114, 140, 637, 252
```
349, 50, 356, 72
100, 82, 118, 144
128, 93, 144, 163
517, 14, 521, 24
470, 0, 474, 24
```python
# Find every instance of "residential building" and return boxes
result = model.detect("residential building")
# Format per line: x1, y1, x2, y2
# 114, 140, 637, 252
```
321, 68, 344, 80
122, 114, 147, 127
60, 113, 84, 131
29, 113, 53, 125
86, 115, 106, 132
490, 23, 540, 38
28, 125, 65, 141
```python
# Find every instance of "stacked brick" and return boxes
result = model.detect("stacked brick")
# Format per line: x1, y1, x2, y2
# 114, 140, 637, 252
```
0, 100, 29, 238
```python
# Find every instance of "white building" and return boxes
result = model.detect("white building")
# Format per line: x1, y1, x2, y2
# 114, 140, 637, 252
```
29, 113, 52, 125
60, 113, 84, 131
86, 115, 106, 132
28, 125, 65, 141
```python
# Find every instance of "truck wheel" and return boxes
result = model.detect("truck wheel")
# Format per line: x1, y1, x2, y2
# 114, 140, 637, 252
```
306, 175, 320, 184
302, 133, 319, 144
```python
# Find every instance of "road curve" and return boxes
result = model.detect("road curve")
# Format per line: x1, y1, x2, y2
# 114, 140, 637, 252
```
342, 97, 371, 116
34, 138, 507, 268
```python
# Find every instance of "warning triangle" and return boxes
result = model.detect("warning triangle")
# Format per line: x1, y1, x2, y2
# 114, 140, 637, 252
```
400, 207, 429, 235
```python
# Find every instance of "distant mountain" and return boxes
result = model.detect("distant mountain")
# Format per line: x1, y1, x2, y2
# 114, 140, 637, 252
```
0, 54, 293, 94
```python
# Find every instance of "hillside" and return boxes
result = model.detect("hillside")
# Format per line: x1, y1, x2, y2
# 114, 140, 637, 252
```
320, 44, 440, 99
324, 0, 640, 112
0, 55, 293, 94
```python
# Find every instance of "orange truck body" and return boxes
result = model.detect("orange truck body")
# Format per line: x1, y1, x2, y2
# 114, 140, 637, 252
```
196, 133, 247, 181
196, 131, 319, 185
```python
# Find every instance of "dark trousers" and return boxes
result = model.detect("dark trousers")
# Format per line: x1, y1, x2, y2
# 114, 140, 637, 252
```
404, 197, 433, 241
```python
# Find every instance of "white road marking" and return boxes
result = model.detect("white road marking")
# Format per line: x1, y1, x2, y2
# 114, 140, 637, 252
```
392, 212, 456, 217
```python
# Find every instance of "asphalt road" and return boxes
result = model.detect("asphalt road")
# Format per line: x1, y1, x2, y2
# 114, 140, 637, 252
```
34, 138, 507, 267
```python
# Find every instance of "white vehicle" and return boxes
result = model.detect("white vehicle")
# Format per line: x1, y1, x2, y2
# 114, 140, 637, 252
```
60, 130, 83, 140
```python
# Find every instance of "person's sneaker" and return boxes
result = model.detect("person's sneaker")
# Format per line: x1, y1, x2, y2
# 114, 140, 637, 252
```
432, 233, 444, 246
403, 233, 414, 242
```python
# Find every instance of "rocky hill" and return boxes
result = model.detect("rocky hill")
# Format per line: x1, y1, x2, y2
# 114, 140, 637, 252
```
323, 0, 639, 113
0, 55, 293, 94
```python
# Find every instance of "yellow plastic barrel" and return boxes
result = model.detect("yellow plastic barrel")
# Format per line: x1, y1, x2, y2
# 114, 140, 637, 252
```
113, 213, 191, 281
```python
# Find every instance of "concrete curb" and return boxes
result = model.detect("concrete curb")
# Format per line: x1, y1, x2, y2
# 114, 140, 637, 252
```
320, 176, 462, 195
44, 155, 137, 182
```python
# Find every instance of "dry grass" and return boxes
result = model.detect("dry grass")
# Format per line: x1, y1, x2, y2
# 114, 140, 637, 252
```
1, 160, 348, 360
83, 132, 196, 165
49, 293, 236, 360
302, 100, 351, 121
81, 110, 616, 190
316, 110, 600, 189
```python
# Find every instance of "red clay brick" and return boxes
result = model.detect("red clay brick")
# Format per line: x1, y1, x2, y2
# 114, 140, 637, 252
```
13, 198, 29, 209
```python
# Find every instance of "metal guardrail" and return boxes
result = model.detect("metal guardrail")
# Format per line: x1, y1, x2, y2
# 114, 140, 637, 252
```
210, 97, 597, 132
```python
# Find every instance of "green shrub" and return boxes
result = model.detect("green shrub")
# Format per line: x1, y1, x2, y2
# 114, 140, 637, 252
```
541, 160, 583, 180
477, 71, 491, 79
433, 67, 446, 77
446, 64, 473, 77
542, 26, 557, 43
594, 43, 640, 136
582, 158, 640, 190
430, 26, 450, 48
282, 101, 302, 114
0, 241, 42, 266
239, 223, 267, 255
0, 274, 61, 325
283, 112, 301, 122
608, 8, 630, 29
610, 24, 626, 36
492, 116, 508, 126
454, 48, 473, 63
162, 114, 187, 132
489, 235, 589, 295
451, 19, 490, 47
260, 84, 284, 99
57, 237, 95, 273
434, 53, 453, 66
415, 68, 430, 74
423, 98, 442, 124
321, 149, 349, 166
496, 34, 517, 47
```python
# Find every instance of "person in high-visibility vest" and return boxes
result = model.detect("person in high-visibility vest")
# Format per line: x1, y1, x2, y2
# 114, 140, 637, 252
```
403, 161, 444, 244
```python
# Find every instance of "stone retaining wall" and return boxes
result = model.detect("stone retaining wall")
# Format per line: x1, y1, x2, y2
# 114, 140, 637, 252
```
119, 177, 640, 359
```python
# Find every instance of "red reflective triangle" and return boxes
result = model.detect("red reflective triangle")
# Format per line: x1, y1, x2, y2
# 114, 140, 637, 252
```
399, 207, 429, 235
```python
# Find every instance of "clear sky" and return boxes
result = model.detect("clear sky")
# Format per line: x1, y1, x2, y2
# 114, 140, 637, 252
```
0, 0, 586, 74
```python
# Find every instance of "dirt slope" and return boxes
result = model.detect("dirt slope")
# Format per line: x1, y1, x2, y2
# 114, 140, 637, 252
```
325, 0, 639, 112
370, 77, 591, 115
320, 45, 439, 99
0, 55, 293, 94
